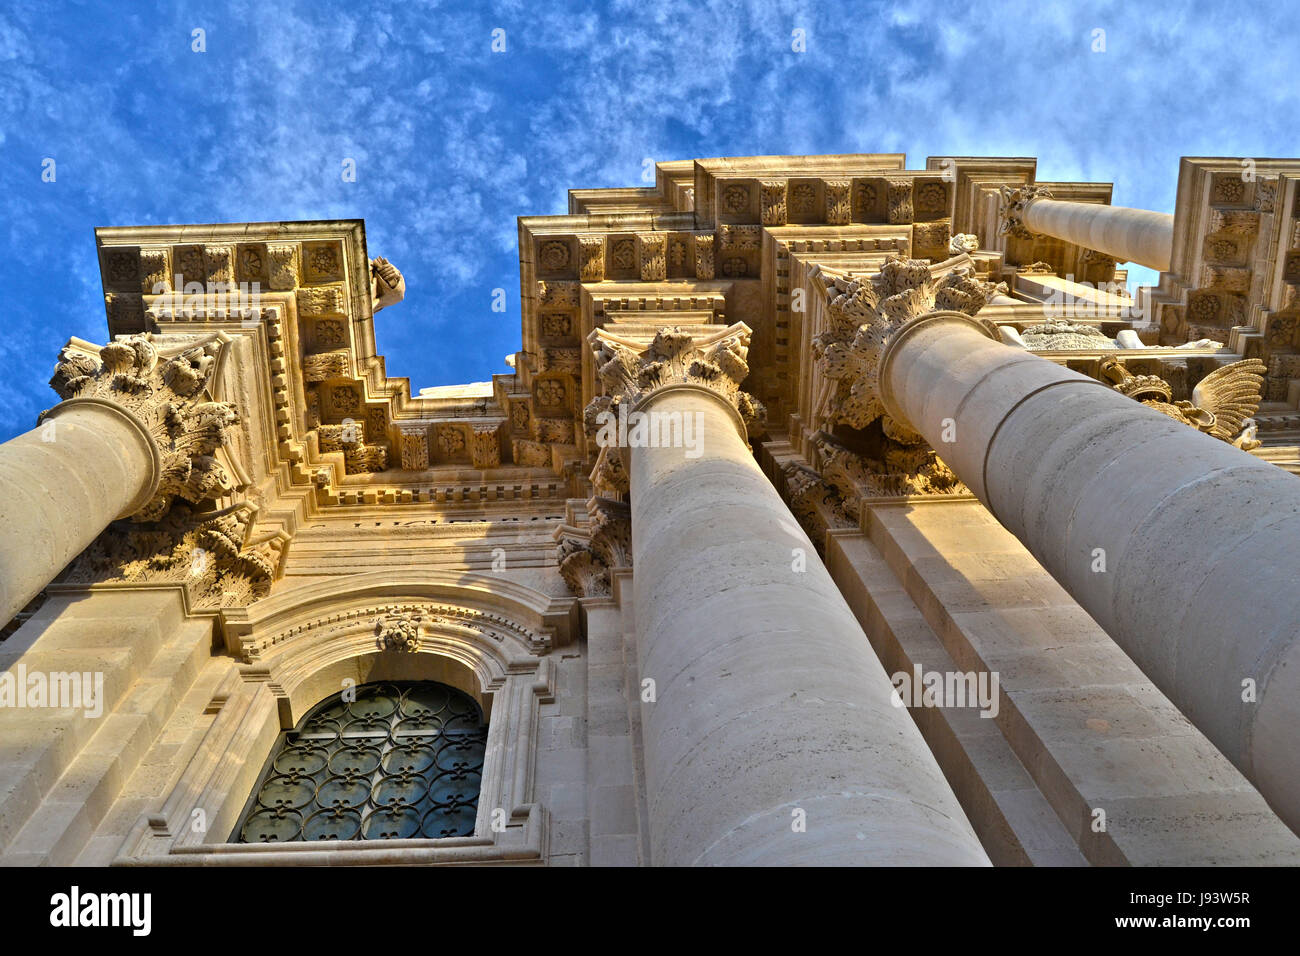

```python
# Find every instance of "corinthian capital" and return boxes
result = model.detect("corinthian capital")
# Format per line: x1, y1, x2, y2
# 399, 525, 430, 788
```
585, 322, 766, 438
810, 256, 1002, 437
998, 183, 1054, 239
48, 334, 240, 521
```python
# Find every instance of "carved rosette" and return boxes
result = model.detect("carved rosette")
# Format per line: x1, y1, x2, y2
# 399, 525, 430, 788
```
319, 423, 388, 473
998, 184, 1054, 239
810, 257, 1004, 439
48, 335, 241, 522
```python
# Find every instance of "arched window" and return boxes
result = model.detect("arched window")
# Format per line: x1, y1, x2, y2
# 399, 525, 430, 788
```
234, 681, 487, 843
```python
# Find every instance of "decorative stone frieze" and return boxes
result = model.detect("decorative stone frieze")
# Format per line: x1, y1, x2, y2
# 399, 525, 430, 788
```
538, 280, 580, 308
719, 224, 761, 250
912, 219, 953, 260
139, 247, 172, 294
297, 286, 347, 317
48, 335, 240, 522
513, 438, 552, 467
1020, 322, 1115, 350
203, 244, 235, 286
319, 422, 388, 473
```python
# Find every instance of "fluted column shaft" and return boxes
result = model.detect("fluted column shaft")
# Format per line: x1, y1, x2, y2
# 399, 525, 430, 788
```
0, 399, 160, 622
627, 382, 989, 865
1022, 198, 1173, 272
880, 313, 1300, 833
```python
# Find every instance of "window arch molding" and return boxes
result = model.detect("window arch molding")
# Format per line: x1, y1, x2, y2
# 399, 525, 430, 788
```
115, 570, 572, 865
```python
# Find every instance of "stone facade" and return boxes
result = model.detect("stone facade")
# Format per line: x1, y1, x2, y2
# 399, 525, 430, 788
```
3, 154, 1300, 865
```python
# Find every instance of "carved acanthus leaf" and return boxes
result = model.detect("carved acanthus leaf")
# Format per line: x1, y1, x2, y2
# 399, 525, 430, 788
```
586, 323, 763, 438
816, 432, 966, 501
587, 497, 632, 568
998, 184, 1054, 239
782, 461, 851, 551
48, 335, 240, 521
811, 257, 1002, 434
62, 503, 283, 609
554, 532, 610, 597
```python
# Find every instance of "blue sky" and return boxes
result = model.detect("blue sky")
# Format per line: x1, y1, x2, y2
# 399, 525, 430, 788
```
0, 0, 1295, 442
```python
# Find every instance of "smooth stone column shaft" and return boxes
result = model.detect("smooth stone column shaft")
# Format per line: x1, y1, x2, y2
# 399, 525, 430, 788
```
1023, 198, 1174, 271
880, 315, 1300, 833
628, 383, 989, 866
0, 400, 159, 623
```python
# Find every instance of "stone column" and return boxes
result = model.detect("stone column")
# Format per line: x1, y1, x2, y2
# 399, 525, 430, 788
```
875, 311, 1300, 834
0, 336, 238, 624
586, 323, 989, 866
1000, 184, 1174, 271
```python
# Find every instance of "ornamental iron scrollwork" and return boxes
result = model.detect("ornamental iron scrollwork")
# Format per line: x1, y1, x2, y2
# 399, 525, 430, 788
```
235, 681, 487, 843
